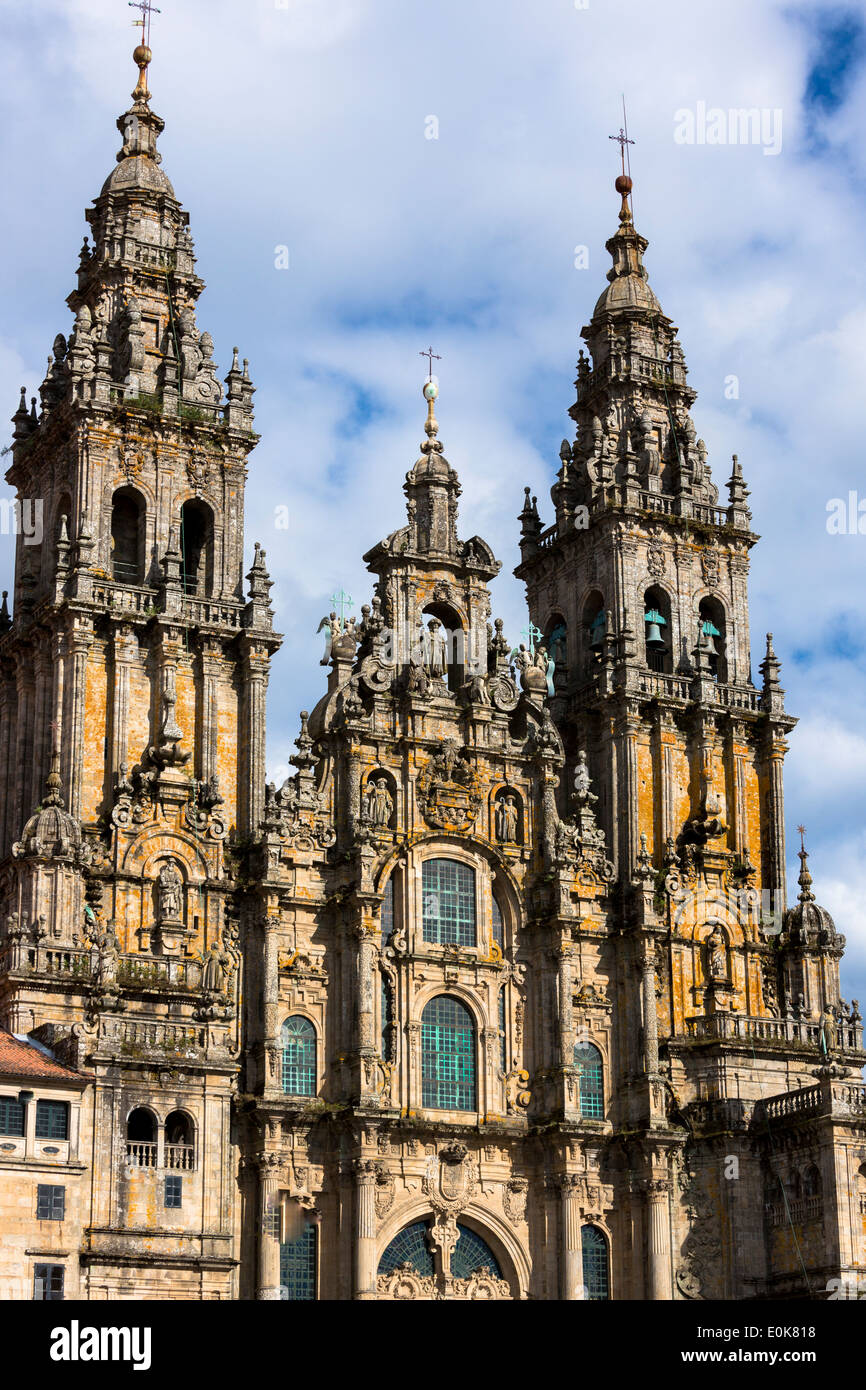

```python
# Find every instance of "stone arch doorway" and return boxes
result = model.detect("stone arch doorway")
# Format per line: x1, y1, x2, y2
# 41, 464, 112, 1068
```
375, 1213, 516, 1300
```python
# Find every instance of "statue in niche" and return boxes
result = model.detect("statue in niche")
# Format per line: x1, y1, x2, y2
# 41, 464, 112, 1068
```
705, 926, 727, 983
157, 861, 183, 923
496, 795, 519, 844
818, 1006, 838, 1057
364, 777, 394, 829
423, 618, 448, 681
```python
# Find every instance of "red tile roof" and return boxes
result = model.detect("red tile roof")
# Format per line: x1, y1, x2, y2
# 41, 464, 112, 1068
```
0, 1029, 83, 1083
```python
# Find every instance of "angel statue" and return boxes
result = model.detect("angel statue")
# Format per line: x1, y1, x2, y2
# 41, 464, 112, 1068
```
316, 611, 342, 666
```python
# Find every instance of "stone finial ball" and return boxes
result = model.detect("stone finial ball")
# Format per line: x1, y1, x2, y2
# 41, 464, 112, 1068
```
134, 44, 153, 66
423, 380, 439, 401
615, 174, 633, 195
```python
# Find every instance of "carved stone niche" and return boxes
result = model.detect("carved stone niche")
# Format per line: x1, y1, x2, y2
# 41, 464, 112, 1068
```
151, 857, 188, 956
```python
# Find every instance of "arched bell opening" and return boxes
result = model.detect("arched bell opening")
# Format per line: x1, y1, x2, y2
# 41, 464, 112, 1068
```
643, 585, 672, 674
698, 596, 727, 682
420, 602, 465, 692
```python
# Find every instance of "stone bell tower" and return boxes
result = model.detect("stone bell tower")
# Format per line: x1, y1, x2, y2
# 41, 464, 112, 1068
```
0, 38, 279, 1298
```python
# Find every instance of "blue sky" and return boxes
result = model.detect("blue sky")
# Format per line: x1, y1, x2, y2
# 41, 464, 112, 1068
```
2, 0, 865, 997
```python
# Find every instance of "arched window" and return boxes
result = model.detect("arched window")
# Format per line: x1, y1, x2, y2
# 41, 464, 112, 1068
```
180, 499, 214, 596
164, 1110, 195, 1170
698, 596, 727, 682
491, 893, 504, 950
803, 1165, 821, 1199
581, 1225, 610, 1300
574, 1041, 604, 1118
279, 1217, 316, 1300
452, 1224, 502, 1279
378, 1221, 435, 1277
583, 591, 606, 672
643, 585, 672, 675
421, 996, 476, 1111
111, 487, 144, 584
422, 859, 476, 947
281, 1016, 316, 1097
381, 875, 394, 944
126, 1107, 157, 1167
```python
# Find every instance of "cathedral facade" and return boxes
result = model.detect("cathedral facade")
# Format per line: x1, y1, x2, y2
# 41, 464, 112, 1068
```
1, 44, 865, 1303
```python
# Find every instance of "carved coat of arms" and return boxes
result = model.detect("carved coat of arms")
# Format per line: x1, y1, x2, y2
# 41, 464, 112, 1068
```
417, 740, 481, 834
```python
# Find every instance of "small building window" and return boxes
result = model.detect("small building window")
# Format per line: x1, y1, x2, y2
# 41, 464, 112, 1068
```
279, 1218, 316, 1301
36, 1185, 65, 1221
0, 1096, 25, 1137
581, 1225, 610, 1300
35, 1100, 69, 1141
422, 859, 476, 947
281, 1016, 317, 1097
33, 1264, 65, 1301
164, 1176, 183, 1209
421, 995, 476, 1111
574, 1042, 604, 1119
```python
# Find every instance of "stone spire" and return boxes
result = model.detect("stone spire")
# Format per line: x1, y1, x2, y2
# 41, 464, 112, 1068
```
551, 173, 721, 523
403, 377, 462, 555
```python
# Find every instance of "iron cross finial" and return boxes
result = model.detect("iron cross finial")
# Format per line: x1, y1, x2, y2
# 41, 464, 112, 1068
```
420, 346, 441, 378
129, 0, 161, 47
608, 126, 635, 177
797, 824, 807, 850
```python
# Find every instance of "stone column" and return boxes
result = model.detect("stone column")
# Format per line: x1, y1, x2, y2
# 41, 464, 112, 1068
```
558, 947, 573, 1069
354, 1159, 379, 1299
357, 926, 375, 1053
616, 708, 641, 881
645, 1177, 673, 1300
256, 1155, 282, 1300
765, 735, 788, 904
642, 950, 659, 1075
110, 624, 137, 778
262, 917, 281, 1089
65, 615, 93, 820
559, 1175, 584, 1300
198, 636, 222, 785
0, 668, 15, 857
240, 637, 269, 838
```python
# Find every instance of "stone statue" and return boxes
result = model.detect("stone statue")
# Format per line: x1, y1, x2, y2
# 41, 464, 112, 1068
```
423, 618, 448, 680
818, 1006, 838, 1057
365, 777, 394, 828
496, 794, 519, 844
201, 938, 230, 996
706, 926, 727, 983
574, 750, 593, 800
95, 924, 119, 988
157, 861, 183, 922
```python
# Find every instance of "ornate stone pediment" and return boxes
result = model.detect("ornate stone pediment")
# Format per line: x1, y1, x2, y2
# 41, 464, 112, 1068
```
417, 740, 481, 834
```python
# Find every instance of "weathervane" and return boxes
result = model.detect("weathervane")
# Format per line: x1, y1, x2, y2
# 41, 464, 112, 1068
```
797, 824, 807, 851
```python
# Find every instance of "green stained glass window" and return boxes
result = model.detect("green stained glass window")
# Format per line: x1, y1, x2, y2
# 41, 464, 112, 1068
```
422, 859, 476, 946
281, 1016, 316, 1096
421, 995, 476, 1111
280, 1220, 316, 1300
452, 1224, 502, 1279
574, 1042, 604, 1118
378, 1221, 434, 1277
581, 1225, 610, 1300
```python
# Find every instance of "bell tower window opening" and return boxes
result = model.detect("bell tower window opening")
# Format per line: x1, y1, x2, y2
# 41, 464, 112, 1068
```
643, 585, 672, 675
421, 602, 465, 692
111, 487, 144, 585
698, 597, 727, 682
180, 499, 214, 597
